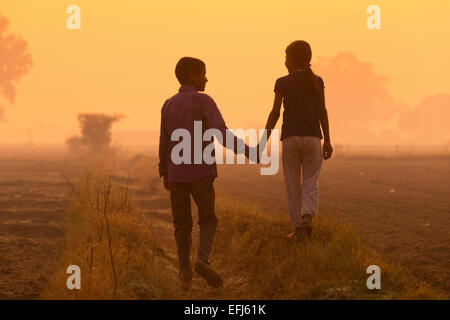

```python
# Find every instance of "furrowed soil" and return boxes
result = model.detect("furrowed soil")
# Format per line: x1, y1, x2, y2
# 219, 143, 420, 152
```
0, 151, 448, 298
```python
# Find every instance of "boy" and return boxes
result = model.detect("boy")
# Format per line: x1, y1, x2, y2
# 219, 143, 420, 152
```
158, 57, 254, 291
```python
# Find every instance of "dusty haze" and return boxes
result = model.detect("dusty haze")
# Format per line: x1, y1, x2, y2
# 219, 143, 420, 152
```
0, 1, 449, 147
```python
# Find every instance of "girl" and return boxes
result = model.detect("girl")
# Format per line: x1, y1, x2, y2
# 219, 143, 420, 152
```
262, 40, 333, 240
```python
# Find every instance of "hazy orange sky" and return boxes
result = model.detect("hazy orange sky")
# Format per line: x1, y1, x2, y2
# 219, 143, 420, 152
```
1, 0, 449, 144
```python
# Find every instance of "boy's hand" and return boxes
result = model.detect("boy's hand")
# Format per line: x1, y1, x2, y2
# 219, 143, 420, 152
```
163, 175, 170, 191
323, 141, 333, 160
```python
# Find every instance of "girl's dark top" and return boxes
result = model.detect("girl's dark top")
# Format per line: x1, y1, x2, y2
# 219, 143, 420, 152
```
274, 70, 324, 140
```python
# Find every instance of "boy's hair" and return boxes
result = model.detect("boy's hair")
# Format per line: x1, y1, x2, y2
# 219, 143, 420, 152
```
175, 57, 205, 85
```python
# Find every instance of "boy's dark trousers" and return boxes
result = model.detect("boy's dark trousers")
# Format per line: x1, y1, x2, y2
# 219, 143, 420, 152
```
169, 175, 218, 280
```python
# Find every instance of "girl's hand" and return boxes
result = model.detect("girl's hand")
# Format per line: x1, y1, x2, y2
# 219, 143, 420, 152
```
323, 141, 333, 160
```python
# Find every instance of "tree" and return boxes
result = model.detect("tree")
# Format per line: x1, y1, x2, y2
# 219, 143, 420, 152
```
0, 14, 33, 121
67, 113, 124, 154
313, 52, 406, 143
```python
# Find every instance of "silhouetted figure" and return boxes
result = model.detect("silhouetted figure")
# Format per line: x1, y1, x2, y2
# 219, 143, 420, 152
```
262, 40, 333, 240
158, 57, 254, 291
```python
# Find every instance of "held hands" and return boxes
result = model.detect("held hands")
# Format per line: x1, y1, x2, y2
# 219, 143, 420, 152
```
323, 141, 333, 160
256, 137, 269, 165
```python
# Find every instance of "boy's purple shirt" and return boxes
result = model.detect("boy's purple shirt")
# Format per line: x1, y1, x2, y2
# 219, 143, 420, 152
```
159, 84, 249, 183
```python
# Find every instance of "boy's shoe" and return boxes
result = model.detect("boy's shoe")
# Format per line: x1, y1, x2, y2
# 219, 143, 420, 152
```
180, 279, 191, 291
194, 260, 223, 288
179, 271, 192, 292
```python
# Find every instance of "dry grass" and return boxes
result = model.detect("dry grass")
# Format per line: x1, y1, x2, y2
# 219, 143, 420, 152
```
212, 202, 445, 299
40, 168, 179, 299
41, 165, 445, 299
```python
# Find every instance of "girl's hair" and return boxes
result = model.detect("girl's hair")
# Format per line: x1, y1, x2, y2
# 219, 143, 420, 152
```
285, 40, 321, 93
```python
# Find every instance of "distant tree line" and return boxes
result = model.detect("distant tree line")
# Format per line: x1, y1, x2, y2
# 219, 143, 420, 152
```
66, 113, 124, 154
